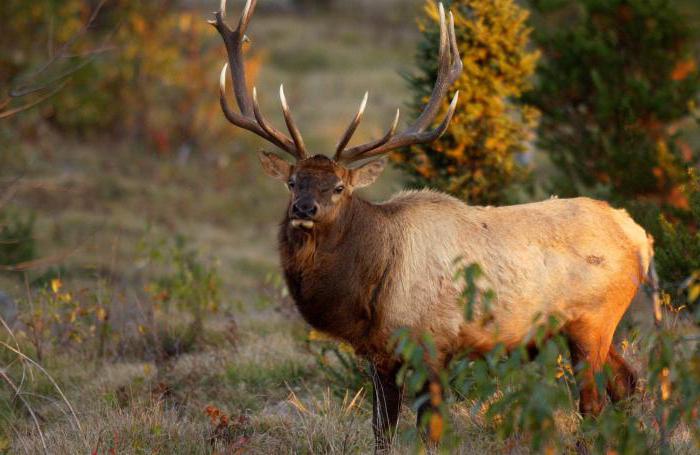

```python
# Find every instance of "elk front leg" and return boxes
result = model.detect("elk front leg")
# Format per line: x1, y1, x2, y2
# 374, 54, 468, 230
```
371, 364, 402, 453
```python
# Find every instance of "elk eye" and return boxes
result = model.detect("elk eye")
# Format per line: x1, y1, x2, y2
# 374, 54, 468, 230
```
334, 185, 345, 194
287, 180, 295, 189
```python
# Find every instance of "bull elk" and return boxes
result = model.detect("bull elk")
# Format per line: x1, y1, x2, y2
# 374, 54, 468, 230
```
210, 0, 656, 450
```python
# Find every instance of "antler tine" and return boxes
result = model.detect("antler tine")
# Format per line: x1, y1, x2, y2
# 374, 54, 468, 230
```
333, 91, 368, 160
218, 63, 265, 136
448, 12, 463, 81
337, 2, 462, 165
211, 0, 304, 160
358, 91, 458, 160
209, 0, 256, 116
341, 108, 400, 161
252, 86, 298, 154
411, 2, 451, 133
279, 85, 308, 159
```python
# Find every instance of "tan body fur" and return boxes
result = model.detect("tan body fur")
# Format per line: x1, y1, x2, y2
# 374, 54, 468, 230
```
282, 188, 651, 366
264, 154, 648, 450
377, 191, 650, 360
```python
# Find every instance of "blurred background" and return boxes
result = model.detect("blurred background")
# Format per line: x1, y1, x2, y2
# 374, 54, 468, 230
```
1, 0, 699, 452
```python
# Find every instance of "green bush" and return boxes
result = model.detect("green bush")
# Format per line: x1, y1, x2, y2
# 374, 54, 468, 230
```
393, 0, 540, 205
655, 169, 700, 309
141, 233, 222, 355
306, 329, 369, 397
392, 264, 700, 452
527, 0, 700, 204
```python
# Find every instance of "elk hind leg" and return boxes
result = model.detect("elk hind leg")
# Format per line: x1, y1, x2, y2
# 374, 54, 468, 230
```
605, 345, 637, 403
566, 319, 615, 416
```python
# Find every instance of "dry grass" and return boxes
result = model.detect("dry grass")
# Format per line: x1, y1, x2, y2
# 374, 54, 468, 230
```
2, 1, 700, 454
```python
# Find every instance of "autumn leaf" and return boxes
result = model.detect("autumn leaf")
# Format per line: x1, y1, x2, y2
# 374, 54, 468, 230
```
660, 368, 671, 401
429, 381, 442, 406
51, 278, 63, 293
671, 59, 697, 81
428, 412, 443, 443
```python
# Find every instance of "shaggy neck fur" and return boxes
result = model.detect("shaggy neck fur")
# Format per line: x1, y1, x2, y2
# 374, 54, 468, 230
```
278, 196, 398, 353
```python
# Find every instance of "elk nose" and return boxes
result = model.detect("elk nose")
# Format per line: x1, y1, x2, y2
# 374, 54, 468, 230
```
292, 200, 318, 219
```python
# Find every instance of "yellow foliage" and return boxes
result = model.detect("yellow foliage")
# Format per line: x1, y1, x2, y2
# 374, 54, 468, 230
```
1, 1, 257, 150
395, 0, 540, 204
660, 367, 671, 401
51, 278, 63, 293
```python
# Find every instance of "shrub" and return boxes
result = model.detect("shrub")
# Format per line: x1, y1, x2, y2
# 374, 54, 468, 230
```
15, 278, 108, 363
393, 0, 540, 204
0, 208, 36, 269
306, 329, 369, 397
527, 0, 700, 205
141, 233, 222, 358
392, 263, 700, 452
655, 168, 700, 309
1, 0, 255, 152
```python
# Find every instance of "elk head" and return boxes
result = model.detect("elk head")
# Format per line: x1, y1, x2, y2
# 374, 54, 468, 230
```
210, 0, 462, 231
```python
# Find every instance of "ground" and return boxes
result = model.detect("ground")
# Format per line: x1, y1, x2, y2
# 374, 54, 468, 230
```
1, 1, 699, 454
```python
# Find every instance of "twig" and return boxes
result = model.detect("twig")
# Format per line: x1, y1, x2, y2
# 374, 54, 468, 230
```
0, 81, 66, 120
10, 0, 109, 97
0, 244, 81, 272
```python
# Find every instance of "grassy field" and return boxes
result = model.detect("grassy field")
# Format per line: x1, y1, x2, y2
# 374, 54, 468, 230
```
1, 1, 699, 454
1, 3, 417, 453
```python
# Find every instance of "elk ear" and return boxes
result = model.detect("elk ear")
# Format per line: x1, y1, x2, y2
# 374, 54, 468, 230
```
258, 151, 291, 181
351, 158, 387, 188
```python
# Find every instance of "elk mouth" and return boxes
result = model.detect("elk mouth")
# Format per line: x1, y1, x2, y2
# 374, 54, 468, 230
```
290, 219, 314, 229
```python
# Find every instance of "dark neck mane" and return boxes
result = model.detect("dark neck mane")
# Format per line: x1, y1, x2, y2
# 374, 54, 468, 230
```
278, 196, 396, 348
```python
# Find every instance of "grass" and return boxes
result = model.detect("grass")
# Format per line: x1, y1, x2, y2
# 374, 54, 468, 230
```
1, 1, 699, 454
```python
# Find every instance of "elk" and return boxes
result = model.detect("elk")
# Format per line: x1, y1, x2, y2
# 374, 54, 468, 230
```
210, 0, 656, 451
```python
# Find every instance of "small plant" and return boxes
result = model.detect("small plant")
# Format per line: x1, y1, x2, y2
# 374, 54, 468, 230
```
306, 329, 369, 397
392, 328, 448, 446
0, 208, 36, 270
140, 232, 222, 359
17, 278, 107, 362
203, 405, 250, 451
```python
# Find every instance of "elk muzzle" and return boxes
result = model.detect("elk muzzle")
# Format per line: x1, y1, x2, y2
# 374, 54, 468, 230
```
290, 198, 319, 228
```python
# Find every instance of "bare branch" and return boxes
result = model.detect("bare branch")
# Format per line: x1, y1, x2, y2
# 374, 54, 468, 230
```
0, 82, 67, 120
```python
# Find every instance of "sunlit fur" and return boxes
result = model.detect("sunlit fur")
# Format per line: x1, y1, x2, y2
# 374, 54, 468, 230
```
260, 152, 651, 432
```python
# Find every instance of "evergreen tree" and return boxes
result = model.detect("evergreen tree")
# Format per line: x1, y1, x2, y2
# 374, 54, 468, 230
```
393, 0, 540, 205
528, 0, 700, 206
656, 169, 700, 309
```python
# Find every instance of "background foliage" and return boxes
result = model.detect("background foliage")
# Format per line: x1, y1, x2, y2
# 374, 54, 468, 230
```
0, 0, 249, 154
527, 0, 700, 206
0, 0, 699, 453
393, 0, 540, 205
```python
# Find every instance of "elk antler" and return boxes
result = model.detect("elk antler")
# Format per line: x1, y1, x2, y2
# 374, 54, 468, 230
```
333, 3, 462, 164
210, 0, 307, 160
